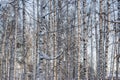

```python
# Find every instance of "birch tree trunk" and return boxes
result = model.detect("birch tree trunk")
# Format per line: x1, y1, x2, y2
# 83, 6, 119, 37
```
62, 1, 68, 79
2, 17, 7, 80
90, 4, 94, 79
105, 0, 110, 79
14, 0, 18, 79
36, 0, 40, 79
116, 0, 120, 79
48, 0, 53, 80
77, 0, 81, 79
33, 0, 37, 80
99, 0, 104, 79
22, 0, 27, 79
83, 0, 88, 79
93, 1, 100, 79
66, 0, 70, 79
53, 1, 57, 80
9, 28, 15, 80
57, 0, 62, 79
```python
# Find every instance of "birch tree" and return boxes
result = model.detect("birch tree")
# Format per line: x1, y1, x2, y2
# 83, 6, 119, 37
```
116, 0, 120, 79
2, 12, 7, 80
77, 0, 81, 79
82, 0, 88, 79
14, 0, 18, 79
22, 0, 27, 79
104, 0, 110, 79
53, 0, 57, 80
98, 0, 104, 79
0, 0, 119, 79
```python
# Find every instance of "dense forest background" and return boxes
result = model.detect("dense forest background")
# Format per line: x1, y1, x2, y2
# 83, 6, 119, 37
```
0, 0, 120, 80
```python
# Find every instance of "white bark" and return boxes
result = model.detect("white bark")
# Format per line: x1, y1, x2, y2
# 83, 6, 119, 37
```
77, 0, 81, 80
